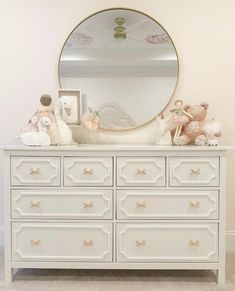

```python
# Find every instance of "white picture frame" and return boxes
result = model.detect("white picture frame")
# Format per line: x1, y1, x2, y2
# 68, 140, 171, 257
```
58, 89, 82, 125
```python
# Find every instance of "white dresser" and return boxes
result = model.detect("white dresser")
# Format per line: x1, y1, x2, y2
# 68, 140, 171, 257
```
2, 145, 228, 284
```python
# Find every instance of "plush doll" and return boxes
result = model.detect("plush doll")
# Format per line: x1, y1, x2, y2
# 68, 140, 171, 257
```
21, 94, 60, 145
174, 102, 209, 145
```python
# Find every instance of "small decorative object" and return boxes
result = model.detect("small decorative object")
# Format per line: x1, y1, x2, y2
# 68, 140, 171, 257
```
82, 106, 101, 143
168, 100, 193, 144
21, 94, 60, 146
173, 102, 209, 146
155, 115, 172, 145
58, 89, 81, 125
203, 118, 222, 146
54, 97, 75, 145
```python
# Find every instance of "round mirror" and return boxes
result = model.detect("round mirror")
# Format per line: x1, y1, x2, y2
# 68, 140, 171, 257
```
59, 8, 179, 130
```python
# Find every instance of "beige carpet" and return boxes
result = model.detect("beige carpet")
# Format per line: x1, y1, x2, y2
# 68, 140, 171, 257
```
0, 248, 235, 291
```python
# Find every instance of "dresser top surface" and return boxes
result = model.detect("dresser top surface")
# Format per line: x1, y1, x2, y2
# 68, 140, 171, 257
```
0, 142, 232, 152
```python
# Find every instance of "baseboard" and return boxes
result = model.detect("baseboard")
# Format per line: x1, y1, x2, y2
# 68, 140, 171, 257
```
0, 226, 234, 252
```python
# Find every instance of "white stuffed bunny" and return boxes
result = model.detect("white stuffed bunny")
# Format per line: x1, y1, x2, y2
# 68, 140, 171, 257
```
155, 115, 172, 145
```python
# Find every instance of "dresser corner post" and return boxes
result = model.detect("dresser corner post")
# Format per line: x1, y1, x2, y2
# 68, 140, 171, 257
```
217, 152, 227, 286
3, 152, 13, 284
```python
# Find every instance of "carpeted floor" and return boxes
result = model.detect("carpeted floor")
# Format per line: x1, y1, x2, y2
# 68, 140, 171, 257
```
0, 248, 235, 291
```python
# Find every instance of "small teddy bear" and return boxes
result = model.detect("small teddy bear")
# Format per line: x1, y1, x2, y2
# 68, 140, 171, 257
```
174, 102, 209, 146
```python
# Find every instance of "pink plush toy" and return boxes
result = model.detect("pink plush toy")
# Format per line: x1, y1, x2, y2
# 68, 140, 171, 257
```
22, 94, 60, 145
174, 102, 209, 145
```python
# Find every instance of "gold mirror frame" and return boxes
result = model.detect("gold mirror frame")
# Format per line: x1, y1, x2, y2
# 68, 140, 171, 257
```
58, 7, 179, 132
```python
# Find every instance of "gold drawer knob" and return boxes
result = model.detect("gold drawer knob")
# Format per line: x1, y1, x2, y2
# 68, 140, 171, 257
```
30, 168, 40, 176
190, 168, 200, 176
136, 240, 146, 247
83, 240, 93, 246
136, 202, 147, 208
83, 168, 94, 176
31, 239, 40, 245
189, 240, 200, 247
30, 201, 41, 208
136, 168, 146, 176
189, 201, 200, 209
83, 201, 94, 208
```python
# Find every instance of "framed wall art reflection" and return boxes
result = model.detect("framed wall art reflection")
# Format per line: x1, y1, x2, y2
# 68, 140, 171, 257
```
58, 89, 82, 125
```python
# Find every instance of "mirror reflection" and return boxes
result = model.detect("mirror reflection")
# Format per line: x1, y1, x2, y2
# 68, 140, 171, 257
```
59, 8, 178, 130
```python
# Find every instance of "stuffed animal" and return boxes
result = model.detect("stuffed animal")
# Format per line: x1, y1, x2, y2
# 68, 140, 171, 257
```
174, 102, 209, 145
22, 94, 60, 145
155, 115, 172, 145
54, 97, 75, 145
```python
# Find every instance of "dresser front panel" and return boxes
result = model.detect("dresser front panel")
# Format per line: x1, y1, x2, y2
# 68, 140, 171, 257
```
117, 157, 166, 187
117, 190, 218, 220
11, 189, 113, 219
64, 157, 113, 186
11, 157, 61, 187
169, 157, 220, 187
117, 223, 218, 263
12, 222, 112, 262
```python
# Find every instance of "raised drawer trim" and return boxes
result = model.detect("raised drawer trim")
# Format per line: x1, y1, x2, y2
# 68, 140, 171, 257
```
117, 223, 218, 263
64, 157, 113, 186
12, 223, 112, 262
11, 157, 61, 186
169, 157, 220, 187
11, 190, 113, 219
117, 190, 218, 219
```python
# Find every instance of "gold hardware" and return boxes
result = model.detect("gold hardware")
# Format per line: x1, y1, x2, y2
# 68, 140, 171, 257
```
136, 202, 147, 208
31, 239, 40, 245
83, 201, 94, 208
189, 201, 200, 209
189, 240, 200, 247
83, 168, 94, 176
190, 168, 200, 176
136, 240, 146, 247
83, 240, 93, 246
30, 201, 41, 208
30, 168, 40, 176
136, 168, 146, 176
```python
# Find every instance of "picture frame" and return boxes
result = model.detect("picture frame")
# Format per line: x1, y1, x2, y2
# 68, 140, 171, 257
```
58, 89, 82, 125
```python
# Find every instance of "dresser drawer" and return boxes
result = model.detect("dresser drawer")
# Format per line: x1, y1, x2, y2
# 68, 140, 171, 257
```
12, 222, 112, 262
64, 157, 113, 186
117, 190, 218, 219
117, 157, 165, 187
11, 157, 61, 187
117, 223, 218, 262
169, 157, 220, 187
12, 189, 113, 219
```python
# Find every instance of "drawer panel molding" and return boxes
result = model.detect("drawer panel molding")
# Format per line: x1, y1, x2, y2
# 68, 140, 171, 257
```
117, 223, 218, 263
12, 223, 112, 262
117, 157, 165, 187
117, 190, 218, 219
12, 190, 113, 219
11, 157, 61, 186
169, 157, 219, 187
64, 157, 113, 186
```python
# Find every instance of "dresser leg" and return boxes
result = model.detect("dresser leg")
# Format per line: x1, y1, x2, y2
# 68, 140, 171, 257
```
4, 268, 13, 284
217, 269, 225, 285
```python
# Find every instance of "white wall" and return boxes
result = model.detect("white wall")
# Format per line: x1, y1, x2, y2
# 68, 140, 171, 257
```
1, 0, 235, 234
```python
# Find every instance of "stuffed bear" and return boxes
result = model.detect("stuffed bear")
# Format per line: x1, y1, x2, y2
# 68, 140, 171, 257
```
174, 102, 209, 146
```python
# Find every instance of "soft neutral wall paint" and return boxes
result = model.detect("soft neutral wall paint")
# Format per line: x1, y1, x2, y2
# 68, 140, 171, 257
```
0, 0, 235, 232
